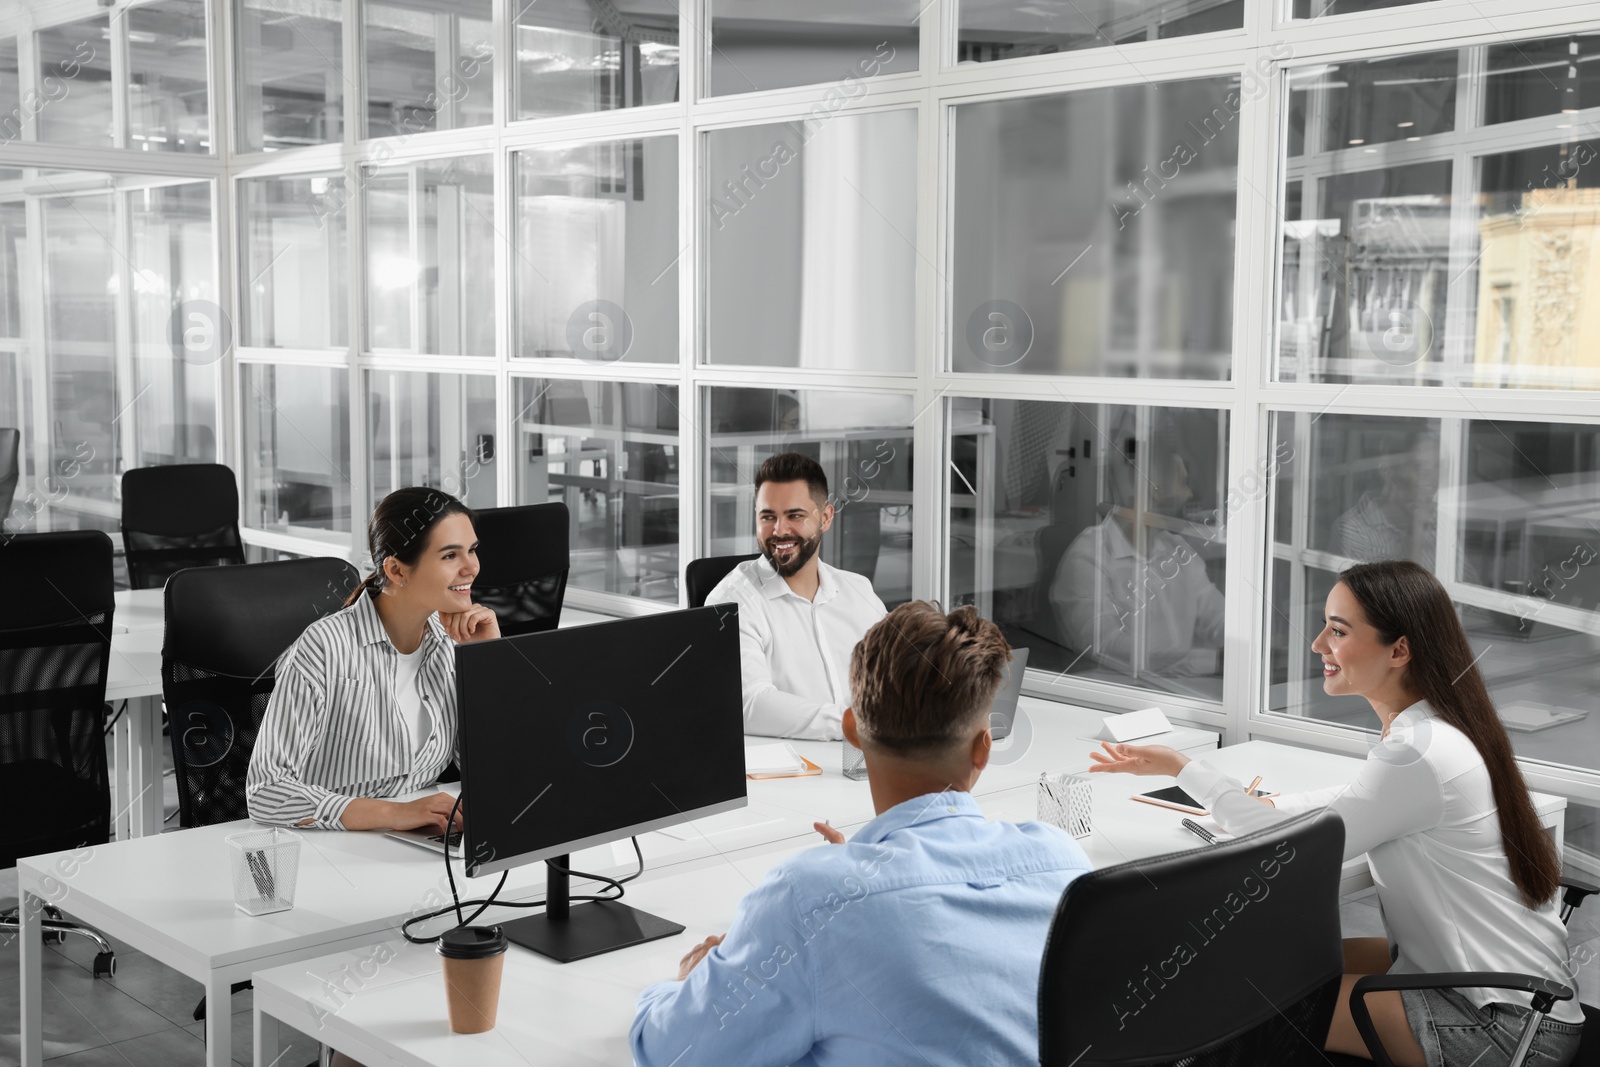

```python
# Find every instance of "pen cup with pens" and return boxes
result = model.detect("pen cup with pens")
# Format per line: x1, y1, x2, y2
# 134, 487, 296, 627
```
225, 828, 301, 916
1037, 771, 1094, 840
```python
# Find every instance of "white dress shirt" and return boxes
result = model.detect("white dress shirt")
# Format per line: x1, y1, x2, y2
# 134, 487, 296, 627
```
1178, 701, 1580, 1025
1050, 516, 1225, 676
246, 594, 457, 829
705, 556, 887, 739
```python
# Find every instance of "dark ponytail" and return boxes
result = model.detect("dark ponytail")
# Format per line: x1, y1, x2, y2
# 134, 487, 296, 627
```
345, 487, 476, 607
1338, 560, 1561, 908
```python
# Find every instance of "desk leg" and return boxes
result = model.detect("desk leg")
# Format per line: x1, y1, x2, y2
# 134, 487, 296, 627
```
137, 696, 164, 836
112, 707, 132, 841
206, 976, 234, 1067
20, 885, 44, 1067
253, 1002, 281, 1067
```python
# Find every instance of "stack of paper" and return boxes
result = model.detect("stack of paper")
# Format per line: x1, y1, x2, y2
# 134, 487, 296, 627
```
745, 742, 807, 776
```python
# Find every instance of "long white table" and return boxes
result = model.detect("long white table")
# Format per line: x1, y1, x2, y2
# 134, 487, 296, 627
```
17, 702, 1216, 1067
247, 739, 1569, 1067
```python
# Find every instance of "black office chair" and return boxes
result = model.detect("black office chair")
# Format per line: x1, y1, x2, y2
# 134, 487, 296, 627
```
163, 556, 360, 828
121, 463, 246, 590
685, 553, 758, 608
1348, 869, 1595, 1067
469, 502, 569, 637
0, 531, 119, 978
0, 427, 19, 526
162, 556, 357, 1024
1039, 809, 1361, 1066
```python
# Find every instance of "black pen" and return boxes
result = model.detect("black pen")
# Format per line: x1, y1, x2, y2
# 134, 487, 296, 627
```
1181, 818, 1217, 845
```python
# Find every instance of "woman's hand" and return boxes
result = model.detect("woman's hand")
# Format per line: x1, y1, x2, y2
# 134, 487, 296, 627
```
341, 793, 463, 832
1087, 742, 1191, 779
441, 604, 500, 644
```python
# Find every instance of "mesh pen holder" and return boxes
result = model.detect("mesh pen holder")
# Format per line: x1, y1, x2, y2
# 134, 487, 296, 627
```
842, 743, 868, 781
1037, 772, 1094, 840
226, 828, 301, 916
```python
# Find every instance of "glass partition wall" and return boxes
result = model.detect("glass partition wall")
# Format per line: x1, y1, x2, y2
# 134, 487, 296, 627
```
5, 1, 1600, 849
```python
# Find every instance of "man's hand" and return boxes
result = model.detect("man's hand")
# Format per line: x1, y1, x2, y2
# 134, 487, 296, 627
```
441, 604, 500, 644
813, 821, 845, 844
677, 934, 724, 980
1087, 741, 1190, 779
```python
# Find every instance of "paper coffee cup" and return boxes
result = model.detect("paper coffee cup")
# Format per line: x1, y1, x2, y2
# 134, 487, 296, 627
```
438, 925, 508, 1034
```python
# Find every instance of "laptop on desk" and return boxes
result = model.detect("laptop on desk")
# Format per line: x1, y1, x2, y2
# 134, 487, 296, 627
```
383, 827, 465, 859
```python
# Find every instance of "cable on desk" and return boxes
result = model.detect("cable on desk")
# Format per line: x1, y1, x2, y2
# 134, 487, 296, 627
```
399, 836, 647, 945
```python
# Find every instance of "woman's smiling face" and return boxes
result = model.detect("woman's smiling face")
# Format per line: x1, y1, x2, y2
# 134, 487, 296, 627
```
1310, 581, 1410, 698
385, 512, 480, 614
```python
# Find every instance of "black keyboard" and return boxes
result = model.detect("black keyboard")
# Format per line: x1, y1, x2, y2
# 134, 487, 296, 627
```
428, 831, 463, 848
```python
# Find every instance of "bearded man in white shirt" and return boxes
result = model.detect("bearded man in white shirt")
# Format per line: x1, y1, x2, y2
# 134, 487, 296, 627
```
705, 452, 887, 739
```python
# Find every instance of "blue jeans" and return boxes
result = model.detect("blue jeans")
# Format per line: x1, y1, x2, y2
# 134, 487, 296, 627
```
1401, 987, 1582, 1067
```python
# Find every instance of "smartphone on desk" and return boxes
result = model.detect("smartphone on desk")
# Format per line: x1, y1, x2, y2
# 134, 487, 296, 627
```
1132, 785, 1276, 817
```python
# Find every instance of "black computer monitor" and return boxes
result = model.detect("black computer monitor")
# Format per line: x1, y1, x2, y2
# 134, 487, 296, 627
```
454, 606, 745, 962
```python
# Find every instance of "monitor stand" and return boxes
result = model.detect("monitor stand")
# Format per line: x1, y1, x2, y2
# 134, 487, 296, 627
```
500, 854, 685, 964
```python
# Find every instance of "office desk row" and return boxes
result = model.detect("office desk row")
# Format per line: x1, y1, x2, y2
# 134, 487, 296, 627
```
18, 702, 1564, 1067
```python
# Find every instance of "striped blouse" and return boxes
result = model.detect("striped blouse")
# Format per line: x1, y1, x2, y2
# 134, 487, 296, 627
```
245, 593, 458, 829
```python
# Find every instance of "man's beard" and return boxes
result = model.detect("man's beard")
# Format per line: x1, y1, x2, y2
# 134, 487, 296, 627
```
761, 531, 822, 578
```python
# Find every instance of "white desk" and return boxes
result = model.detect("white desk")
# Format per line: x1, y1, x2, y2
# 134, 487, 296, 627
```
16, 701, 1212, 1067
247, 740, 1569, 1067
113, 587, 166, 634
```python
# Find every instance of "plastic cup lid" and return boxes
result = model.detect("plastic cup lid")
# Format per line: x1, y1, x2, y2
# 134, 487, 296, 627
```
437, 925, 508, 960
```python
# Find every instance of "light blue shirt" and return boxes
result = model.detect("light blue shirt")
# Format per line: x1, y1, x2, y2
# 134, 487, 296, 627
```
630, 790, 1093, 1067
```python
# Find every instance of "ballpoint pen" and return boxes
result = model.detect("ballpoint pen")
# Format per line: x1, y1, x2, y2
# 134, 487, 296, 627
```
1181, 818, 1217, 845
1245, 775, 1263, 796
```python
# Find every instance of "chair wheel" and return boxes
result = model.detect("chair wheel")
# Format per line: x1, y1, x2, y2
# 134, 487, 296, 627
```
93, 952, 116, 978
43, 930, 66, 945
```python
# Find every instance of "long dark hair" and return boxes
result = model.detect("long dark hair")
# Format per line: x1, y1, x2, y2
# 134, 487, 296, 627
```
1339, 560, 1560, 908
345, 487, 476, 607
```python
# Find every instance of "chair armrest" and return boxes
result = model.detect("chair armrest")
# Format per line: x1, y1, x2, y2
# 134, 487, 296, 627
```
1349, 972, 1574, 1067
1561, 870, 1600, 916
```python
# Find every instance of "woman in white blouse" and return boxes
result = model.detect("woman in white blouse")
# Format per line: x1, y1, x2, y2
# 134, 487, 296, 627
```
1090, 559, 1581, 1067
246, 487, 500, 834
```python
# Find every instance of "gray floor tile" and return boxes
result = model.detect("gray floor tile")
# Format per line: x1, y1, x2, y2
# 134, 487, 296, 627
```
45, 1024, 204, 1066
0, 957, 176, 1064
184, 1010, 322, 1067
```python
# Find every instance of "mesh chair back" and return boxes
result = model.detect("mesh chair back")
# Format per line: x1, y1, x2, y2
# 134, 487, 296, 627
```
122, 464, 245, 590
685, 553, 759, 609
0, 427, 19, 524
1039, 809, 1346, 1067
470, 503, 569, 637
162, 557, 359, 828
0, 531, 115, 866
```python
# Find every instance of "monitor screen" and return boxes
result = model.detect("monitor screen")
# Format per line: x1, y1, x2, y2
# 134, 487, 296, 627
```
455, 606, 747, 878
988, 646, 1029, 741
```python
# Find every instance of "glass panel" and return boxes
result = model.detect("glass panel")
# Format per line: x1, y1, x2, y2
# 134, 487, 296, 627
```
364, 0, 493, 137
705, 386, 914, 607
368, 371, 496, 509
951, 398, 1228, 700
129, 182, 217, 467
705, 111, 915, 371
515, 137, 678, 364
242, 362, 351, 537
958, 0, 1242, 62
1291, 0, 1434, 18
364, 155, 495, 356
0, 38, 20, 144
1267, 411, 1600, 775
241, 173, 348, 349
514, 377, 680, 602
1485, 34, 1600, 125
36, 17, 113, 148
953, 80, 1237, 378
42, 190, 118, 509
0, 199, 24, 337
1282, 42, 1600, 389
707, 3, 918, 96
237, 0, 343, 152
129, 0, 212, 154
515, 0, 679, 120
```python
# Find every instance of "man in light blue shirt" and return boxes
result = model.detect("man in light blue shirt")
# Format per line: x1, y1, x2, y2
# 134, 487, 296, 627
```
630, 601, 1093, 1067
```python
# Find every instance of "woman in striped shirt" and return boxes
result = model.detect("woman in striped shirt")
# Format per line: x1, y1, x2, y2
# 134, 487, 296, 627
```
246, 487, 500, 833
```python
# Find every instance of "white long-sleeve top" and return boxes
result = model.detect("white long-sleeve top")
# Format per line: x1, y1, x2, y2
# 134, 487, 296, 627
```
704, 556, 886, 739
1177, 700, 1580, 1025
